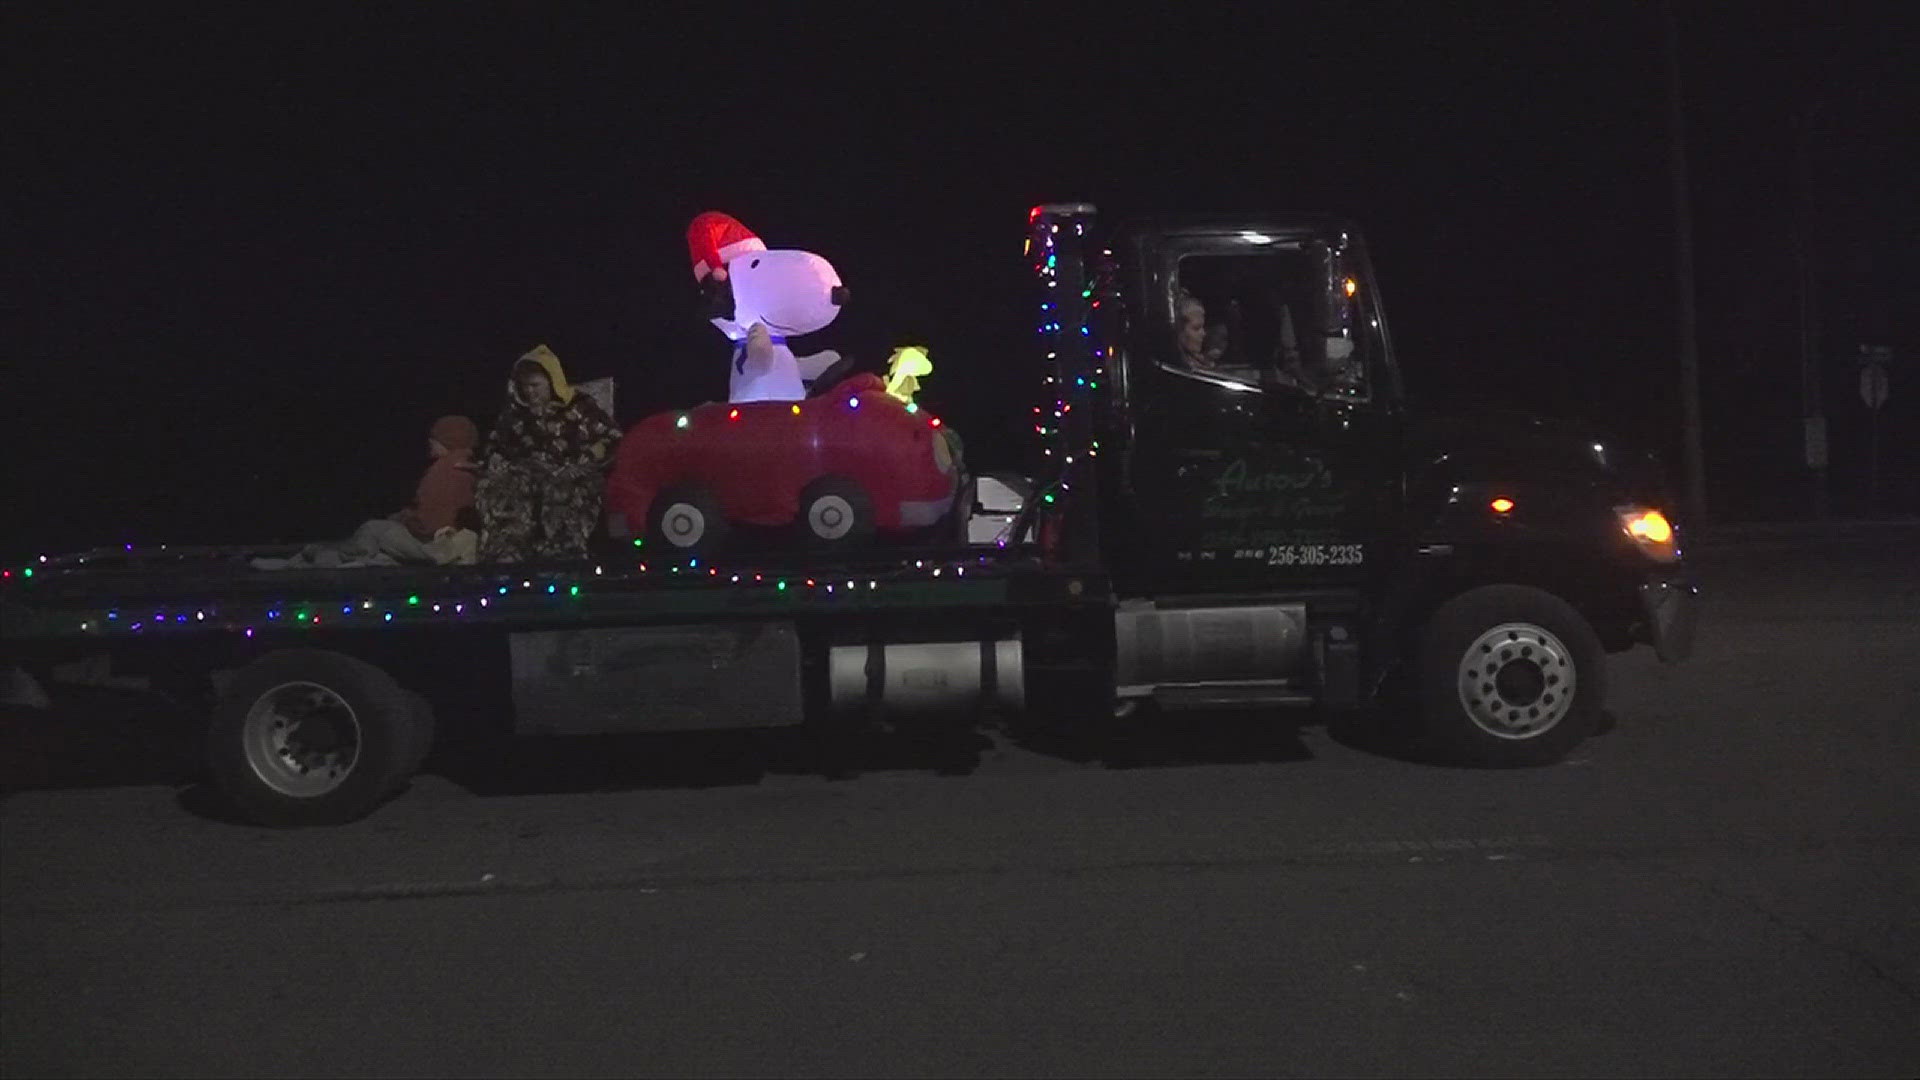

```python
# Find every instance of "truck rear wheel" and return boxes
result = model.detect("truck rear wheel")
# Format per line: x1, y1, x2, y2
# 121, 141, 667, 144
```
206, 649, 415, 827
398, 690, 437, 785
1416, 584, 1603, 766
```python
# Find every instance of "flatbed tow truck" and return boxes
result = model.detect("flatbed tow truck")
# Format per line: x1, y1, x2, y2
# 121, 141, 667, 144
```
0, 204, 1699, 826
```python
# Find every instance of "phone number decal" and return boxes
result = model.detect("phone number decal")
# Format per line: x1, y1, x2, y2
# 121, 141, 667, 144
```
1235, 544, 1365, 566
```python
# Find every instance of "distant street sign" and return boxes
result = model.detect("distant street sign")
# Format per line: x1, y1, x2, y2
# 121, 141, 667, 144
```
1860, 362, 1889, 410
1856, 346, 1893, 510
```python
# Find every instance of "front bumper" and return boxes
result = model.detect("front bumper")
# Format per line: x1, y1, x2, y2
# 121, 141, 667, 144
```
1638, 573, 1700, 663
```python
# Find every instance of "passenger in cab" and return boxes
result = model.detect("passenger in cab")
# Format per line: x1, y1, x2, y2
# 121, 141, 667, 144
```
1175, 293, 1211, 370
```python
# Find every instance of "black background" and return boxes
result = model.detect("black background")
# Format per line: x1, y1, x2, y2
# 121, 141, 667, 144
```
5, 2, 1914, 557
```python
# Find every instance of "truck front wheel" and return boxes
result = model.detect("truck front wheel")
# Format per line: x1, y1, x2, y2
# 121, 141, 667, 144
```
1416, 584, 1604, 767
206, 649, 416, 827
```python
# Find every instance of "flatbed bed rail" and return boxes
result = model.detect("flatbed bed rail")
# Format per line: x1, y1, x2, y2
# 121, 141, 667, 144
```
2, 541, 1096, 643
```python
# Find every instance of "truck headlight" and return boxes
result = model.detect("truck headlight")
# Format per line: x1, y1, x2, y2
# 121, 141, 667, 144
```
1614, 505, 1678, 563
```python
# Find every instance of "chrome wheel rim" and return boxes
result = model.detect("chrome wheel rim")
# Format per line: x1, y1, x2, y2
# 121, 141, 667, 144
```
1456, 622, 1576, 740
242, 681, 362, 797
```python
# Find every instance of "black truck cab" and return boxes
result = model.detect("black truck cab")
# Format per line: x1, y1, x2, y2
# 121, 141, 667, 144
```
1099, 213, 1401, 595
1025, 204, 1696, 752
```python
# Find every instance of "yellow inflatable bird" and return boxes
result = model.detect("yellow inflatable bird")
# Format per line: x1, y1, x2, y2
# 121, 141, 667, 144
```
883, 346, 933, 406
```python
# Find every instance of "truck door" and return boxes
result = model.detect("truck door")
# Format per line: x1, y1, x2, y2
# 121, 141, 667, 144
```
1117, 230, 1399, 594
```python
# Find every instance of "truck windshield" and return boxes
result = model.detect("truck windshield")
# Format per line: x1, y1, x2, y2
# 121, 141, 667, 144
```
1169, 250, 1370, 403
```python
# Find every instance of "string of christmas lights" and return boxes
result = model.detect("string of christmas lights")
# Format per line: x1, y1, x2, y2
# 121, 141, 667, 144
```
1025, 206, 1113, 524
3, 549, 1009, 642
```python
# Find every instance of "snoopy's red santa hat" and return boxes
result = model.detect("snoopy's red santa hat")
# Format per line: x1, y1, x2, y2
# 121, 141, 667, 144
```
687, 211, 767, 283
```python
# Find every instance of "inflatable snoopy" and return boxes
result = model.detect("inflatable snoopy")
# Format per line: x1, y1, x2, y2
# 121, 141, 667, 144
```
686, 211, 847, 403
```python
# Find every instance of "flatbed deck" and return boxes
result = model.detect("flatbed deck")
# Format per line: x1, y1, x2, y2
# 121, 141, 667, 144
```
2, 541, 1094, 644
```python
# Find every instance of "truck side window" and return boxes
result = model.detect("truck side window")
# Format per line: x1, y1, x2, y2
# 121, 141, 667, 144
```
1167, 252, 1370, 403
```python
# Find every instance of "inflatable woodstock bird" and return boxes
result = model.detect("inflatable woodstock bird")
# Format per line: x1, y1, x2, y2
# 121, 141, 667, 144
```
883, 346, 934, 406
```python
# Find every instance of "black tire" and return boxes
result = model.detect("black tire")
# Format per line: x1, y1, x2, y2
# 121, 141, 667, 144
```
1416, 584, 1604, 767
795, 475, 876, 551
647, 484, 729, 557
205, 649, 413, 827
396, 690, 437, 787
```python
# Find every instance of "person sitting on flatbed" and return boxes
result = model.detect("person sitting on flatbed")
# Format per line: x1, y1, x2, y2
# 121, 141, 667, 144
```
475, 345, 621, 563
251, 414, 483, 570
398, 414, 482, 544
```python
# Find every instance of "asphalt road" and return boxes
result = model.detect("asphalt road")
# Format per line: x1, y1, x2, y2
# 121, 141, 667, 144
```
4, 531, 1917, 1078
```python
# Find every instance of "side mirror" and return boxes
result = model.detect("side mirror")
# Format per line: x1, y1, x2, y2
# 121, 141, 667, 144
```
1306, 241, 1337, 337
1298, 312, 1329, 375
1299, 241, 1344, 395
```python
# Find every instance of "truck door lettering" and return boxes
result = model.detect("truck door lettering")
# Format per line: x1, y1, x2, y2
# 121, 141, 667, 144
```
1195, 457, 1350, 549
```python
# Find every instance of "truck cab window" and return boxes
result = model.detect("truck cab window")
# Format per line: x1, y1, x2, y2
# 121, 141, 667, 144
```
1167, 251, 1370, 403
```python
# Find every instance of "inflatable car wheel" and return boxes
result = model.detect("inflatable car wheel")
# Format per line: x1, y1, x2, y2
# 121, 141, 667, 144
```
797, 475, 876, 551
206, 649, 414, 827
648, 484, 729, 556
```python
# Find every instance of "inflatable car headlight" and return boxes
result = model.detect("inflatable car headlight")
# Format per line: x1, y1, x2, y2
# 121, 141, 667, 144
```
932, 427, 957, 475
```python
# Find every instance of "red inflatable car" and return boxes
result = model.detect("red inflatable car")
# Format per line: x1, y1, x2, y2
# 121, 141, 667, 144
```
605, 374, 963, 554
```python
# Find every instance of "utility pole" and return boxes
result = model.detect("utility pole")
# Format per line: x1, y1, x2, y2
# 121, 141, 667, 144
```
1794, 102, 1830, 518
1662, 1, 1708, 527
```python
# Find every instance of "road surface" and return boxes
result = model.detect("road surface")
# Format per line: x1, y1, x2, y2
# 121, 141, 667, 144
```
4, 531, 1916, 1077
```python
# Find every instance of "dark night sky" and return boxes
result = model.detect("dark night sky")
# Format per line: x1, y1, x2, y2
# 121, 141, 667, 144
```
5, 3, 1915, 557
